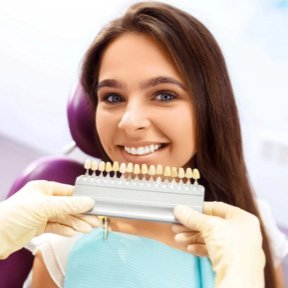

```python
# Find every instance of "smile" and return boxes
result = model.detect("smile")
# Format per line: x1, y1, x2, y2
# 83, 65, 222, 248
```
124, 144, 162, 155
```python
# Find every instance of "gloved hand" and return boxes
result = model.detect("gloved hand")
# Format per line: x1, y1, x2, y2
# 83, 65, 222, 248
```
0, 180, 100, 259
173, 202, 265, 288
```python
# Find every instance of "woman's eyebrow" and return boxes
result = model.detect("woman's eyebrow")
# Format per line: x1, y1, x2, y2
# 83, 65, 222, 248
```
97, 79, 125, 91
97, 76, 187, 91
140, 76, 187, 91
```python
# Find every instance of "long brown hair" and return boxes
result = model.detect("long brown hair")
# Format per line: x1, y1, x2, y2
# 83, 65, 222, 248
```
81, 2, 276, 286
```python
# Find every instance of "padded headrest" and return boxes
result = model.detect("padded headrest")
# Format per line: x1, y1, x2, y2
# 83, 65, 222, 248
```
8, 156, 85, 197
67, 83, 101, 158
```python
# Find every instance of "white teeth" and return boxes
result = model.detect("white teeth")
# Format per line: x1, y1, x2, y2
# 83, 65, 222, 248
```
137, 147, 145, 154
131, 147, 137, 154
124, 144, 162, 155
144, 146, 150, 154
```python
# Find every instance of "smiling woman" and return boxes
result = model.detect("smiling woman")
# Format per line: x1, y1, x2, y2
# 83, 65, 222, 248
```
30, 1, 287, 288
96, 33, 196, 168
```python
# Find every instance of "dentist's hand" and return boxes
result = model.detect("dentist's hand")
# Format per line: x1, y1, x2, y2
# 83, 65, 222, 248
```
0, 180, 99, 259
173, 202, 265, 288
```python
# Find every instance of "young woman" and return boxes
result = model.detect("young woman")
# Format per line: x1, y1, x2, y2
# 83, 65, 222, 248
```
31, 2, 287, 287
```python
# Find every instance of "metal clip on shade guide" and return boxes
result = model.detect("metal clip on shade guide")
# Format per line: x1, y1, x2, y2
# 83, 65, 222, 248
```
74, 160, 205, 224
99, 216, 110, 240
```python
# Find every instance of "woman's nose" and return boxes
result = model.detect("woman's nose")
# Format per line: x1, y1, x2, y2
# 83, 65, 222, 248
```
118, 104, 151, 134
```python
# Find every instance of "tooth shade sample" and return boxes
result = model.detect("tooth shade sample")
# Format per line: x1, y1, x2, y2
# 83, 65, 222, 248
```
178, 168, 185, 179
119, 163, 127, 174
106, 162, 112, 172
148, 165, 156, 176
156, 164, 163, 175
133, 164, 141, 175
193, 169, 200, 180
98, 161, 106, 172
91, 161, 98, 172
84, 159, 92, 170
126, 162, 133, 173
171, 167, 178, 178
141, 164, 148, 175
164, 166, 171, 177
112, 161, 119, 172
185, 168, 193, 180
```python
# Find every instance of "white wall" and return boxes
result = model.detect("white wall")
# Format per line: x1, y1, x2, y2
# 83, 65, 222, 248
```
0, 0, 287, 227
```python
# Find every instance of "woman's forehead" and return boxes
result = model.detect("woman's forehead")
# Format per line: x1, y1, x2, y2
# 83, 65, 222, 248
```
98, 33, 184, 85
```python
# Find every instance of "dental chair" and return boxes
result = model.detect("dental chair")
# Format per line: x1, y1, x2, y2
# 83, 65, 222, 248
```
0, 83, 102, 288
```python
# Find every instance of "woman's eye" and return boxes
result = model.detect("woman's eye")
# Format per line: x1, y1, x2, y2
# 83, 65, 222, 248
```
154, 92, 176, 101
104, 94, 123, 103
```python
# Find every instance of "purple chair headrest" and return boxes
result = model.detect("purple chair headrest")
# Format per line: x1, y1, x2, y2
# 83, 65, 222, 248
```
67, 83, 101, 158
8, 156, 85, 197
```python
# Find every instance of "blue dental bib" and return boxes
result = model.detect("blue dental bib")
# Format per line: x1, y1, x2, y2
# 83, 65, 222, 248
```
64, 228, 215, 288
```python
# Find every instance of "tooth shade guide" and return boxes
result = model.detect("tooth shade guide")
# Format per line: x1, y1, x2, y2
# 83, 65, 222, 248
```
75, 162, 205, 223
82, 160, 201, 185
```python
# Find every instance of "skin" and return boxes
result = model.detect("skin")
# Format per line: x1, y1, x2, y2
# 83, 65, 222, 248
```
31, 32, 285, 287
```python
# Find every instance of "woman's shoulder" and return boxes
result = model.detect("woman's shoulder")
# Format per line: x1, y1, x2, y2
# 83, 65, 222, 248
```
26, 233, 82, 288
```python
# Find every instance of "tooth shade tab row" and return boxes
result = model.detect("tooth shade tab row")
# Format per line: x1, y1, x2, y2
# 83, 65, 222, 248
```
83, 159, 201, 183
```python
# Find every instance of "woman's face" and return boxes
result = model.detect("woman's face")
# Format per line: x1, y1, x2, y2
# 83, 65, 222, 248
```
96, 32, 196, 168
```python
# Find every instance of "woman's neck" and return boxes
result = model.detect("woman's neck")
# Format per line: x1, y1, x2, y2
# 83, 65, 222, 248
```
110, 218, 187, 252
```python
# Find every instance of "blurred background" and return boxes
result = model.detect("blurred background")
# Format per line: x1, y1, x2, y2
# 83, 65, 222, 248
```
0, 0, 287, 277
